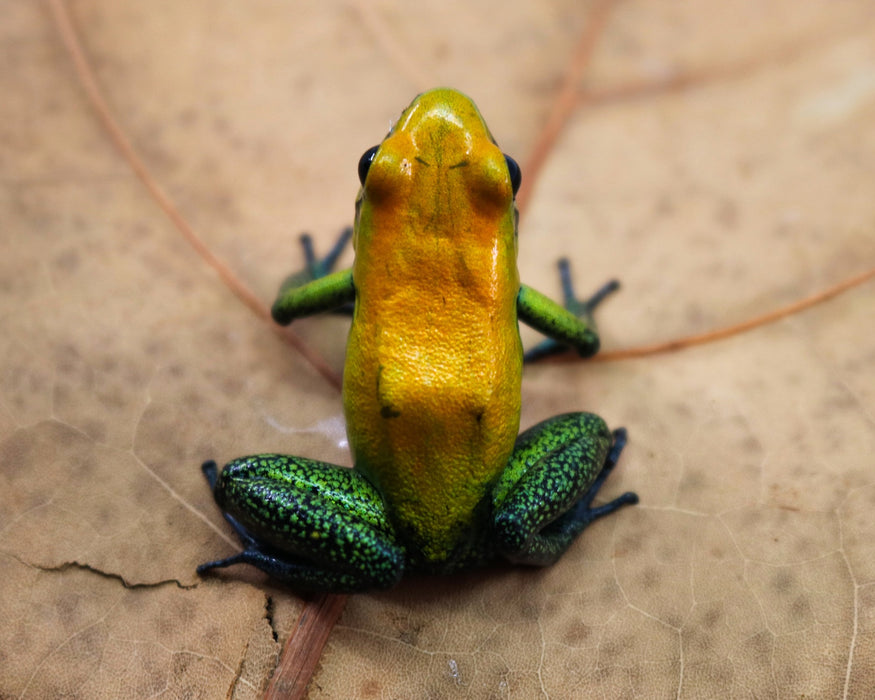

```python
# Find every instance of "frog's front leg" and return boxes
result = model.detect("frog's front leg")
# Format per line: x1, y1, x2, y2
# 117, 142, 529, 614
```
271, 228, 356, 324
198, 456, 405, 592
277, 227, 352, 291
521, 258, 619, 362
490, 413, 638, 566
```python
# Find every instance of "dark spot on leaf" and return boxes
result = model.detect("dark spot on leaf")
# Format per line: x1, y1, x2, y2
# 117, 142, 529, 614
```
772, 569, 794, 594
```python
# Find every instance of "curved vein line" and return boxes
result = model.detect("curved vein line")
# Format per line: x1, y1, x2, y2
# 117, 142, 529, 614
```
592, 266, 875, 362
49, 0, 342, 391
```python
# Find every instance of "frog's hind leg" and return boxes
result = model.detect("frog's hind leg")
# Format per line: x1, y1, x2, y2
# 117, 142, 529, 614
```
491, 413, 638, 567
197, 462, 324, 585
197, 538, 392, 593
197, 455, 404, 593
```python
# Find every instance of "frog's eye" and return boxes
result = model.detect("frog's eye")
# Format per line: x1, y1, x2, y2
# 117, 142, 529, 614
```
358, 145, 379, 185
504, 154, 522, 196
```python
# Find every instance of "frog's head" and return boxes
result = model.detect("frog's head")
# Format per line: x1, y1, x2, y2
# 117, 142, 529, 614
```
355, 88, 520, 247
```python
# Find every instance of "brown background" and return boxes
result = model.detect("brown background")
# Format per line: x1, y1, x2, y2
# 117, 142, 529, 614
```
2, 1, 874, 697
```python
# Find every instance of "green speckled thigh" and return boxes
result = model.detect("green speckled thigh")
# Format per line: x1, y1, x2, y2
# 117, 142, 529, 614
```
198, 416, 636, 590
490, 413, 638, 566
201, 455, 405, 592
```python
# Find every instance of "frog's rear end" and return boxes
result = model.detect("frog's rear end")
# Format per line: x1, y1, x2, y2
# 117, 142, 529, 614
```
345, 343, 519, 563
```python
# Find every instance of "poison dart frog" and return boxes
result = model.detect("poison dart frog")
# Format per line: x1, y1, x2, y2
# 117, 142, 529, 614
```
198, 88, 638, 592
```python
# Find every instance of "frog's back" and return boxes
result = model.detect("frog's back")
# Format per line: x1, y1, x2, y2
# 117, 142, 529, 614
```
343, 89, 523, 565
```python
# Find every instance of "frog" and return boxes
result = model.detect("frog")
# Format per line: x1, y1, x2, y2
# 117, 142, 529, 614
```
197, 88, 638, 593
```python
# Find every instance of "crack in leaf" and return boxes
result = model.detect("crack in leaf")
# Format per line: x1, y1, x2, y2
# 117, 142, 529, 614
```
265, 595, 279, 643
24, 558, 199, 591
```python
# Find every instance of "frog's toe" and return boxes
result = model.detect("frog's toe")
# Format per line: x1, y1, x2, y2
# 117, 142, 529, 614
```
197, 545, 404, 593
196, 552, 248, 576
279, 227, 353, 290
555, 258, 620, 316
201, 460, 219, 489
301, 226, 353, 278
572, 427, 638, 520
523, 338, 565, 363
582, 277, 620, 314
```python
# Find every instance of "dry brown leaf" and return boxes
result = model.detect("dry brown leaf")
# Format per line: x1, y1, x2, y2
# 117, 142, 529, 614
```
2, 0, 874, 697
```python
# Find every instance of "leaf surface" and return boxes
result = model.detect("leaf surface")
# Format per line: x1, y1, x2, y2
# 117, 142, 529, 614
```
2, 1, 873, 697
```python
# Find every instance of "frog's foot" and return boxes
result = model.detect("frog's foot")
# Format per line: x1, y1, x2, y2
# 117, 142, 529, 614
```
524, 259, 619, 362
196, 540, 392, 593
277, 226, 353, 291
493, 415, 638, 567
565, 428, 639, 526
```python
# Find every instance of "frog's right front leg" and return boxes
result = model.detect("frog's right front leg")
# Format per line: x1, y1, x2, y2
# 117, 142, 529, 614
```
520, 259, 619, 362
277, 227, 353, 291
272, 227, 356, 324
198, 456, 405, 592
271, 266, 355, 325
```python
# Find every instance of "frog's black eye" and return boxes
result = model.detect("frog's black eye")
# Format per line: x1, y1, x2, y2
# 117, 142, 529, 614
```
358, 145, 379, 185
504, 154, 522, 196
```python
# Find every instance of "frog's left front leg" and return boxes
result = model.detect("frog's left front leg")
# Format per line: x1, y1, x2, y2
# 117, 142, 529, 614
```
490, 413, 637, 566
520, 259, 619, 362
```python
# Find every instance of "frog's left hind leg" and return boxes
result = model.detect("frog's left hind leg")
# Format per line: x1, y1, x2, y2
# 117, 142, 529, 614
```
491, 413, 638, 566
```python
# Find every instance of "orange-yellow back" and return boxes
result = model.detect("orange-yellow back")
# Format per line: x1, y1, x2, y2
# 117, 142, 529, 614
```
343, 89, 523, 563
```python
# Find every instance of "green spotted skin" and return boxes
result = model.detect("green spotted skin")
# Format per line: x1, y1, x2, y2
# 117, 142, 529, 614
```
213, 455, 405, 590
493, 413, 617, 565
200, 411, 636, 592
517, 285, 601, 357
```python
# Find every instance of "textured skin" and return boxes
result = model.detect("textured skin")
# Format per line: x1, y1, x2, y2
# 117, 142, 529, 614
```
212, 455, 405, 589
517, 284, 600, 356
199, 89, 638, 592
345, 89, 522, 563
272, 268, 354, 323
493, 413, 615, 564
